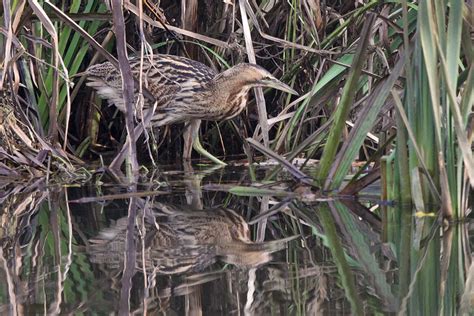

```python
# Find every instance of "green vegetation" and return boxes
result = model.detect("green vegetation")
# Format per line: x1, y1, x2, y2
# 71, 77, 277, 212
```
0, 1, 472, 217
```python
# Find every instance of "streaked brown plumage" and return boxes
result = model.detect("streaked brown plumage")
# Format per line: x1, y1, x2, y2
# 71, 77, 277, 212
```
88, 203, 288, 274
85, 54, 297, 163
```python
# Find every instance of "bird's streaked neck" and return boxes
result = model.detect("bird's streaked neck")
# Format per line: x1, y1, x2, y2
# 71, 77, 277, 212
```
214, 64, 263, 88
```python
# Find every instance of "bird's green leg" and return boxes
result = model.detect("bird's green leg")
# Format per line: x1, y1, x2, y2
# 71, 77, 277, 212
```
193, 137, 227, 165
183, 119, 227, 165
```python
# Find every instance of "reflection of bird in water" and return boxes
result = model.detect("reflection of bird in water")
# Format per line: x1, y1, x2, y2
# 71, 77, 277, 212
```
88, 203, 291, 274
84, 54, 297, 164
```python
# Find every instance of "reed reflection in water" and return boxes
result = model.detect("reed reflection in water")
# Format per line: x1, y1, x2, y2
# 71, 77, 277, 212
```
0, 164, 473, 315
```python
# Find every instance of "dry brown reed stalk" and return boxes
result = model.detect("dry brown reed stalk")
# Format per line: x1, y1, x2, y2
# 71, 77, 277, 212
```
0, 93, 44, 180
110, 0, 139, 179
0, 90, 82, 183
239, 0, 269, 147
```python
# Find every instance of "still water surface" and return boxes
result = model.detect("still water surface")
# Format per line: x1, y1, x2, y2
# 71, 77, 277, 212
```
0, 164, 472, 315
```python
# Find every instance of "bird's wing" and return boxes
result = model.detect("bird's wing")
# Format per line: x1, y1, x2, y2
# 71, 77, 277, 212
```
135, 55, 217, 125
85, 55, 217, 125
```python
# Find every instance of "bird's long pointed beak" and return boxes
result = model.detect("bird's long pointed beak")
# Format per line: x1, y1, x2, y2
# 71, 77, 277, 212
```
260, 78, 299, 95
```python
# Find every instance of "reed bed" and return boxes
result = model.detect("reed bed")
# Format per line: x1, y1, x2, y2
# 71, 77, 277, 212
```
0, 1, 472, 216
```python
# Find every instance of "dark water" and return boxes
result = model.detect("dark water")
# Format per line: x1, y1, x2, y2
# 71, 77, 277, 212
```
0, 164, 472, 315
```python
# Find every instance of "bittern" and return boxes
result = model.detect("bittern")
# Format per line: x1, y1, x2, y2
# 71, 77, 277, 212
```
88, 203, 287, 273
85, 54, 297, 165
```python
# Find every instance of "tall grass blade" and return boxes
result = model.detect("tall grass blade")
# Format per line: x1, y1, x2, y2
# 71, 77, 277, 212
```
435, 41, 474, 187
28, 0, 60, 141
316, 13, 375, 187
391, 90, 441, 201
327, 52, 407, 190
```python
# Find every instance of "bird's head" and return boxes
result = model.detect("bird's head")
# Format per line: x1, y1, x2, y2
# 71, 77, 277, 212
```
215, 63, 298, 95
